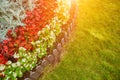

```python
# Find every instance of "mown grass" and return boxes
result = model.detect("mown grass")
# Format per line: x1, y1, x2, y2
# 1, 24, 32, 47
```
40, 0, 120, 80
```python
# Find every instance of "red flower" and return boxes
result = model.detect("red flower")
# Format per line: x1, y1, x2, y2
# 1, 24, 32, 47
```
9, 42, 14, 48
3, 40, 9, 44
6, 29, 12, 37
0, 54, 7, 64
3, 46, 8, 53
0, 0, 58, 64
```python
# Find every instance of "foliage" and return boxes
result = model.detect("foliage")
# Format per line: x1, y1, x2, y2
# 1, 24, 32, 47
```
0, 0, 71, 79
0, 0, 35, 41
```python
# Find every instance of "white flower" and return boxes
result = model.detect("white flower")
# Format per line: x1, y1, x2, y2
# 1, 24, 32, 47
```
36, 48, 40, 53
19, 47, 26, 51
13, 72, 17, 77
0, 65, 5, 71
6, 61, 12, 65
35, 41, 41, 44
31, 42, 35, 45
22, 59, 26, 62
46, 25, 50, 29
16, 62, 21, 66
13, 53, 19, 58
12, 63, 16, 67
37, 31, 41, 36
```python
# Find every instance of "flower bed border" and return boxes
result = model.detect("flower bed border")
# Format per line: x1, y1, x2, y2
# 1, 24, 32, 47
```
18, 1, 78, 80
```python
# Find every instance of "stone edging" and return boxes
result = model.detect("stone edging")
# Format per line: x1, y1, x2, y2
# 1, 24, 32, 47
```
23, 22, 74, 80
22, 1, 78, 80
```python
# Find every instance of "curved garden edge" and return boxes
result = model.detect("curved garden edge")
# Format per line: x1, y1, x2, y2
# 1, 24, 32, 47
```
18, 1, 78, 80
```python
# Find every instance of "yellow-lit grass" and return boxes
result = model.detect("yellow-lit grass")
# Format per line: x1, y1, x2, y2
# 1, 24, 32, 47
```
40, 0, 120, 80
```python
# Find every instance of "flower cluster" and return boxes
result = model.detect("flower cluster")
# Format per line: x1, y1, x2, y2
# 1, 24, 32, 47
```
0, 0, 71, 79
0, 0, 57, 64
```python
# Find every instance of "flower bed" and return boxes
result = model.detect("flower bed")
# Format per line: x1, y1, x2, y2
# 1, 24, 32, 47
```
0, 0, 73, 79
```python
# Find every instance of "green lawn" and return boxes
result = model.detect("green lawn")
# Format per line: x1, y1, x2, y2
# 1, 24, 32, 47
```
40, 0, 120, 80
